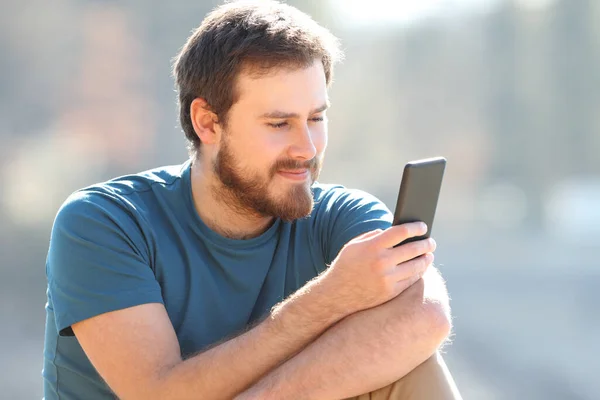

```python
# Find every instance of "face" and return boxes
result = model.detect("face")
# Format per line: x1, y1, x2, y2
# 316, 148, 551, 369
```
211, 60, 329, 222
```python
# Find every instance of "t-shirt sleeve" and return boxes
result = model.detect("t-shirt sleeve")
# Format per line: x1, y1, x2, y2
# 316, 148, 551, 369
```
314, 186, 393, 266
46, 190, 164, 336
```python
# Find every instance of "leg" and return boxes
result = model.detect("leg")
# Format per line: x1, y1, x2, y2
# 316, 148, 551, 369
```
348, 352, 462, 400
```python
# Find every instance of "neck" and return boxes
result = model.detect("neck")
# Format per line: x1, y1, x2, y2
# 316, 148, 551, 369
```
190, 159, 275, 240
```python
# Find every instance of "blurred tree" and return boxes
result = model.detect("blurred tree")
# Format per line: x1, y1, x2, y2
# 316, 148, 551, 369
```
483, 2, 536, 224
548, 0, 599, 176
119, 0, 219, 165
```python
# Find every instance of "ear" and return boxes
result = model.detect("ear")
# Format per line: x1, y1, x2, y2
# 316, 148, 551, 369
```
190, 98, 220, 145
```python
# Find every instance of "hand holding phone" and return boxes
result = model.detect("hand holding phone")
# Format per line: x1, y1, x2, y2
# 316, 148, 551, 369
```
319, 158, 445, 315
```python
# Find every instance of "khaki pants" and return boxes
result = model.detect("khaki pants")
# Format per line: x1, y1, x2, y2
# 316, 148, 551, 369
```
347, 352, 462, 400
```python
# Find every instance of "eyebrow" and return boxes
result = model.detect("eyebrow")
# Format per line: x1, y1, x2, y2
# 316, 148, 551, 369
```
259, 101, 330, 119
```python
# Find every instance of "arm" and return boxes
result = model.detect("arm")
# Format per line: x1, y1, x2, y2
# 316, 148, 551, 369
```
48, 192, 345, 400
71, 224, 435, 400
75, 262, 449, 400
238, 266, 452, 400
72, 274, 342, 400
52, 190, 438, 399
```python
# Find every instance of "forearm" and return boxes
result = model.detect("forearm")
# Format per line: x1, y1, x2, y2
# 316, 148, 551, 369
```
154, 276, 346, 400
239, 267, 452, 400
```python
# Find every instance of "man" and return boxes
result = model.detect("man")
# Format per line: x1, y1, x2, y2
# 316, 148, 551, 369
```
43, 1, 461, 399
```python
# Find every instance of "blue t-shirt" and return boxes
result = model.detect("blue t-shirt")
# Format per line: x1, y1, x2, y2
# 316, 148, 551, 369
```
43, 160, 392, 399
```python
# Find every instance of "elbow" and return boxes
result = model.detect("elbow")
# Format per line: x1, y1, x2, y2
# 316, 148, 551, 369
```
116, 382, 168, 400
421, 300, 452, 345
417, 267, 453, 345
407, 278, 453, 345
117, 367, 177, 400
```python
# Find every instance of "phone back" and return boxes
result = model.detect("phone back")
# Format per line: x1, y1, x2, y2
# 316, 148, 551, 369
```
393, 157, 446, 243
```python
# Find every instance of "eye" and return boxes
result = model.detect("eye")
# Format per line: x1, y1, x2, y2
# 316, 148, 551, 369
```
310, 116, 324, 123
267, 121, 289, 129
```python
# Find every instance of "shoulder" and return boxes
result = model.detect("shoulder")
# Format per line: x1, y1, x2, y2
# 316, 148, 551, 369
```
54, 162, 188, 225
51, 163, 189, 254
311, 182, 392, 219
82, 162, 187, 200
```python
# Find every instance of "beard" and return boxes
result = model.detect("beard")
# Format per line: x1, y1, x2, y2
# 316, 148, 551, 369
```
212, 136, 322, 222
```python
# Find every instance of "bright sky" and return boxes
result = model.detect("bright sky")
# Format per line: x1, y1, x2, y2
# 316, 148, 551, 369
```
328, 0, 556, 27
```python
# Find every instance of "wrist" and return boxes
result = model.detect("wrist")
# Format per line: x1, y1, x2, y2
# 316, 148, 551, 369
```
298, 272, 350, 325
268, 274, 345, 338
314, 268, 358, 319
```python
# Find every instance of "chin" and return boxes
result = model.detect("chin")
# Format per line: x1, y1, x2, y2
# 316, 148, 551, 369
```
269, 186, 314, 221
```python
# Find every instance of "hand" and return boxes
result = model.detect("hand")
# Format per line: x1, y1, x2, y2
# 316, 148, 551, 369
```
321, 222, 436, 317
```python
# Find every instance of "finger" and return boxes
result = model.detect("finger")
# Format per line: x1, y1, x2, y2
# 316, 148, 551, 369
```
376, 222, 428, 249
393, 270, 423, 293
388, 237, 436, 265
352, 228, 384, 243
391, 252, 434, 282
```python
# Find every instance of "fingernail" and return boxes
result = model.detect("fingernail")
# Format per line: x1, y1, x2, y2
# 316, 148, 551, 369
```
421, 222, 428, 232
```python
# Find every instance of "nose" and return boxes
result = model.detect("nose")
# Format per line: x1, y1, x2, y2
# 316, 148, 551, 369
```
288, 124, 317, 161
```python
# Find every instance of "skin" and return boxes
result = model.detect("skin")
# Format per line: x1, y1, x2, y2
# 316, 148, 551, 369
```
71, 60, 450, 400
190, 61, 329, 238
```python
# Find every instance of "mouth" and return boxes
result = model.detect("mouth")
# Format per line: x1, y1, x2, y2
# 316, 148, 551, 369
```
277, 169, 310, 181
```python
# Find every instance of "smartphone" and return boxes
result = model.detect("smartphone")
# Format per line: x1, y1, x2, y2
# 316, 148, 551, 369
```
392, 157, 446, 246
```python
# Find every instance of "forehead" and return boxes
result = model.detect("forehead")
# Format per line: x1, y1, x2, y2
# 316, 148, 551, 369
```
233, 61, 328, 113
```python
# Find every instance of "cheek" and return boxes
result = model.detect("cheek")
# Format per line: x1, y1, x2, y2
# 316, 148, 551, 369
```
247, 135, 283, 172
230, 126, 279, 164
312, 125, 328, 153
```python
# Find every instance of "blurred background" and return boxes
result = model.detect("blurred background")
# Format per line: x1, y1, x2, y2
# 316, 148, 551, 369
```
1, 0, 599, 398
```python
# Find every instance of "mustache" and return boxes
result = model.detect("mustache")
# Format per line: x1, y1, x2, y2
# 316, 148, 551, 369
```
272, 157, 319, 173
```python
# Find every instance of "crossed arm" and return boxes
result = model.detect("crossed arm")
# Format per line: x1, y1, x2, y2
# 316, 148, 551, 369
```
73, 265, 451, 400
237, 267, 451, 399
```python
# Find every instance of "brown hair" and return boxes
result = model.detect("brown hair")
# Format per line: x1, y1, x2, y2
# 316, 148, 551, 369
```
172, 0, 343, 157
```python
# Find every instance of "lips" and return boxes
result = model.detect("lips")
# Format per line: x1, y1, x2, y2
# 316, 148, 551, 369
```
279, 169, 308, 174
278, 169, 310, 181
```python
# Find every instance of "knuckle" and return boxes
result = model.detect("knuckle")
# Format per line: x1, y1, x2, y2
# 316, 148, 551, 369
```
350, 238, 365, 250
429, 238, 437, 251
364, 229, 382, 242
396, 224, 410, 238
368, 235, 383, 250
407, 241, 421, 254
372, 254, 389, 272
403, 241, 422, 257
421, 253, 433, 269
422, 239, 433, 251
350, 234, 367, 245
415, 239, 432, 255
410, 255, 428, 273
347, 237, 360, 246
380, 273, 395, 292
